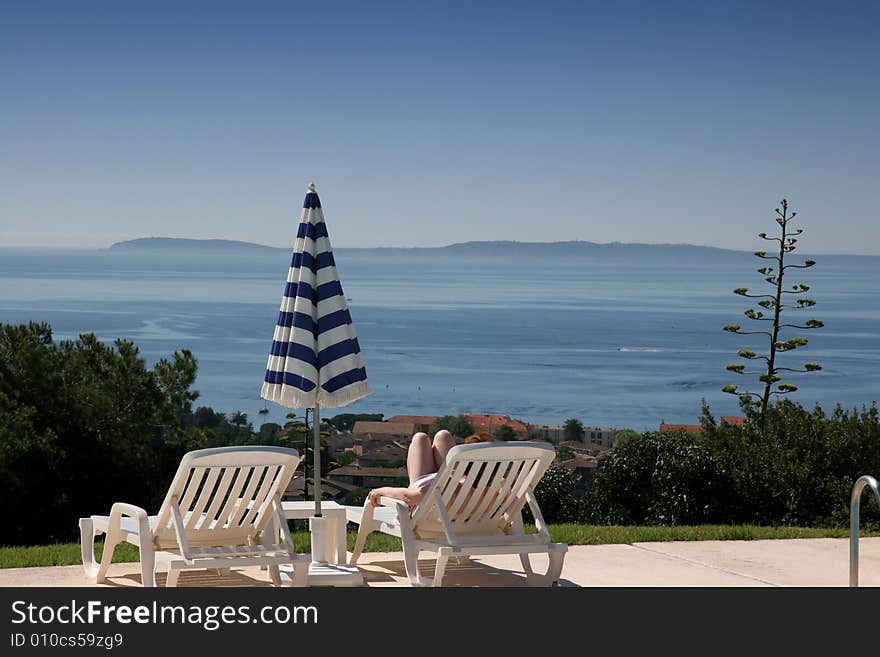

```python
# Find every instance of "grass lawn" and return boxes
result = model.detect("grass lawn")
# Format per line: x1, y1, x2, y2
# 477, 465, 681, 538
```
1, 524, 874, 569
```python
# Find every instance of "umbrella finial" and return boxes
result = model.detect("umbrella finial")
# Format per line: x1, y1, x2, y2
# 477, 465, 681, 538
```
307, 182, 317, 193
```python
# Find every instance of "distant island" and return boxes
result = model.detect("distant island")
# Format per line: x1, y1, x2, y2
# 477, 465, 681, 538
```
440, 240, 741, 256
106, 238, 285, 254
107, 237, 749, 258
105, 237, 873, 260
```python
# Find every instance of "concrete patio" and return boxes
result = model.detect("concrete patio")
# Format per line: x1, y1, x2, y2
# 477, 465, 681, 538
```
2, 536, 879, 587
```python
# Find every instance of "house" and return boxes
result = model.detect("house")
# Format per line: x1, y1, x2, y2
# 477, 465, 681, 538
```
558, 440, 608, 457
384, 415, 439, 433
324, 433, 356, 457
351, 435, 407, 453
283, 474, 306, 501
351, 421, 417, 440
283, 473, 351, 504
659, 422, 704, 434
381, 413, 531, 438
557, 455, 599, 495
463, 414, 529, 436
584, 426, 616, 448
326, 465, 409, 490
659, 416, 747, 434
357, 442, 408, 468
529, 423, 615, 446
529, 424, 566, 444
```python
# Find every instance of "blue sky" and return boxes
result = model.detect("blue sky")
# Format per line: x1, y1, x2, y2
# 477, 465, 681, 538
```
1, 1, 878, 253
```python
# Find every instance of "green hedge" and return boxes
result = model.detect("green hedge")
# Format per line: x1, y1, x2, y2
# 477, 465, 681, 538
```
583, 400, 880, 527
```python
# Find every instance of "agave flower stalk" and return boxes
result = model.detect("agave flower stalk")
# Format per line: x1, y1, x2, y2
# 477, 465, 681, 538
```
722, 199, 823, 425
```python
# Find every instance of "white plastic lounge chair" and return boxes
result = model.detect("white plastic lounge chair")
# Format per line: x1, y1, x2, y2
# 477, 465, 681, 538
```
80, 446, 309, 587
347, 441, 568, 587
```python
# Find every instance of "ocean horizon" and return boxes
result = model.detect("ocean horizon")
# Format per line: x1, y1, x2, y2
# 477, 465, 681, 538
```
1, 243, 877, 432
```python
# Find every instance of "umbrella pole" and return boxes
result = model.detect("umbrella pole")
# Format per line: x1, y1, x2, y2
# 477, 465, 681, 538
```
313, 403, 322, 517
309, 402, 329, 566
303, 401, 360, 583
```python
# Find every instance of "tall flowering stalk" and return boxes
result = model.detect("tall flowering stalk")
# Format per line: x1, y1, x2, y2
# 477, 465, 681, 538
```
722, 199, 823, 425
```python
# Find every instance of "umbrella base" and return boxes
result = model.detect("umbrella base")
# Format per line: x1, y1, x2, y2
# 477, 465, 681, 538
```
280, 562, 364, 587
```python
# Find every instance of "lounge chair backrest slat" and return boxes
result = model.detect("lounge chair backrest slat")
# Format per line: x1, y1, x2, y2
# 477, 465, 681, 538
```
186, 466, 222, 531
201, 467, 238, 530
490, 458, 541, 522
442, 463, 478, 518
467, 461, 508, 520
240, 464, 291, 533
449, 463, 498, 518
229, 466, 267, 527
476, 459, 529, 524
153, 446, 300, 548
240, 465, 282, 528
214, 467, 251, 530
466, 459, 517, 525
436, 461, 464, 509
177, 467, 206, 518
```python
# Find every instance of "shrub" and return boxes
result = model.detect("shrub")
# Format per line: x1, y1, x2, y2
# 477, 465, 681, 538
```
587, 400, 880, 528
529, 466, 585, 524
587, 432, 723, 525
704, 400, 880, 527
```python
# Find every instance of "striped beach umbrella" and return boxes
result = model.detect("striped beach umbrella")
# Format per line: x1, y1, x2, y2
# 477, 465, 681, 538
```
261, 182, 371, 517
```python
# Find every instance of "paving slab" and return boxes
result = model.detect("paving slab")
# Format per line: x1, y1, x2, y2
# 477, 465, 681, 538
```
633, 537, 880, 587
0, 538, 875, 587
539, 543, 771, 587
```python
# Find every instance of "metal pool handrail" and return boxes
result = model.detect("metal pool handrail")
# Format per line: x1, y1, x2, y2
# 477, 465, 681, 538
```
850, 475, 880, 587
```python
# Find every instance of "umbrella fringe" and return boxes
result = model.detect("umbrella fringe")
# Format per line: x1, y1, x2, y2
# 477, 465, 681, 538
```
260, 382, 314, 409
317, 381, 373, 409
261, 381, 372, 410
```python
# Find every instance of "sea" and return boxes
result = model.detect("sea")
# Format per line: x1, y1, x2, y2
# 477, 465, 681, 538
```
0, 245, 877, 432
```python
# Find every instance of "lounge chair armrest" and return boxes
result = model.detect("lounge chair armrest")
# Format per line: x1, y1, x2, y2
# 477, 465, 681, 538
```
107, 503, 152, 537
378, 496, 413, 520
109, 502, 150, 518
378, 496, 408, 510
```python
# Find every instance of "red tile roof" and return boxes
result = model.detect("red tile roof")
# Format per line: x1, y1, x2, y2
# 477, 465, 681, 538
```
384, 414, 529, 435
658, 416, 747, 434
464, 414, 529, 434
351, 421, 416, 436
385, 415, 439, 426
658, 423, 704, 434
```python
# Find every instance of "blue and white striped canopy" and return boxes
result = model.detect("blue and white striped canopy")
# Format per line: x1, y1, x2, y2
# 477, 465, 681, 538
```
261, 183, 371, 409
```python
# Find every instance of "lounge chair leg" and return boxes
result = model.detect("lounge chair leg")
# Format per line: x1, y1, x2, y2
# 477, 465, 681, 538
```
290, 560, 309, 587
519, 554, 535, 578
268, 564, 281, 586
545, 547, 565, 585
433, 551, 450, 587
349, 524, 372, 565
166, 567, 180, 588
402, 543, 425, 587
79, 518, 99, 580
95, 535, 119, 585
138, 536, 156, 588
525, 547, 566, 587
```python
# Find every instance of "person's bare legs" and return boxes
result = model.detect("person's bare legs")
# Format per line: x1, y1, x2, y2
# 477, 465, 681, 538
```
432, 430, 456, 470
408, 430, 457, 482
407, 432, 435, 483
